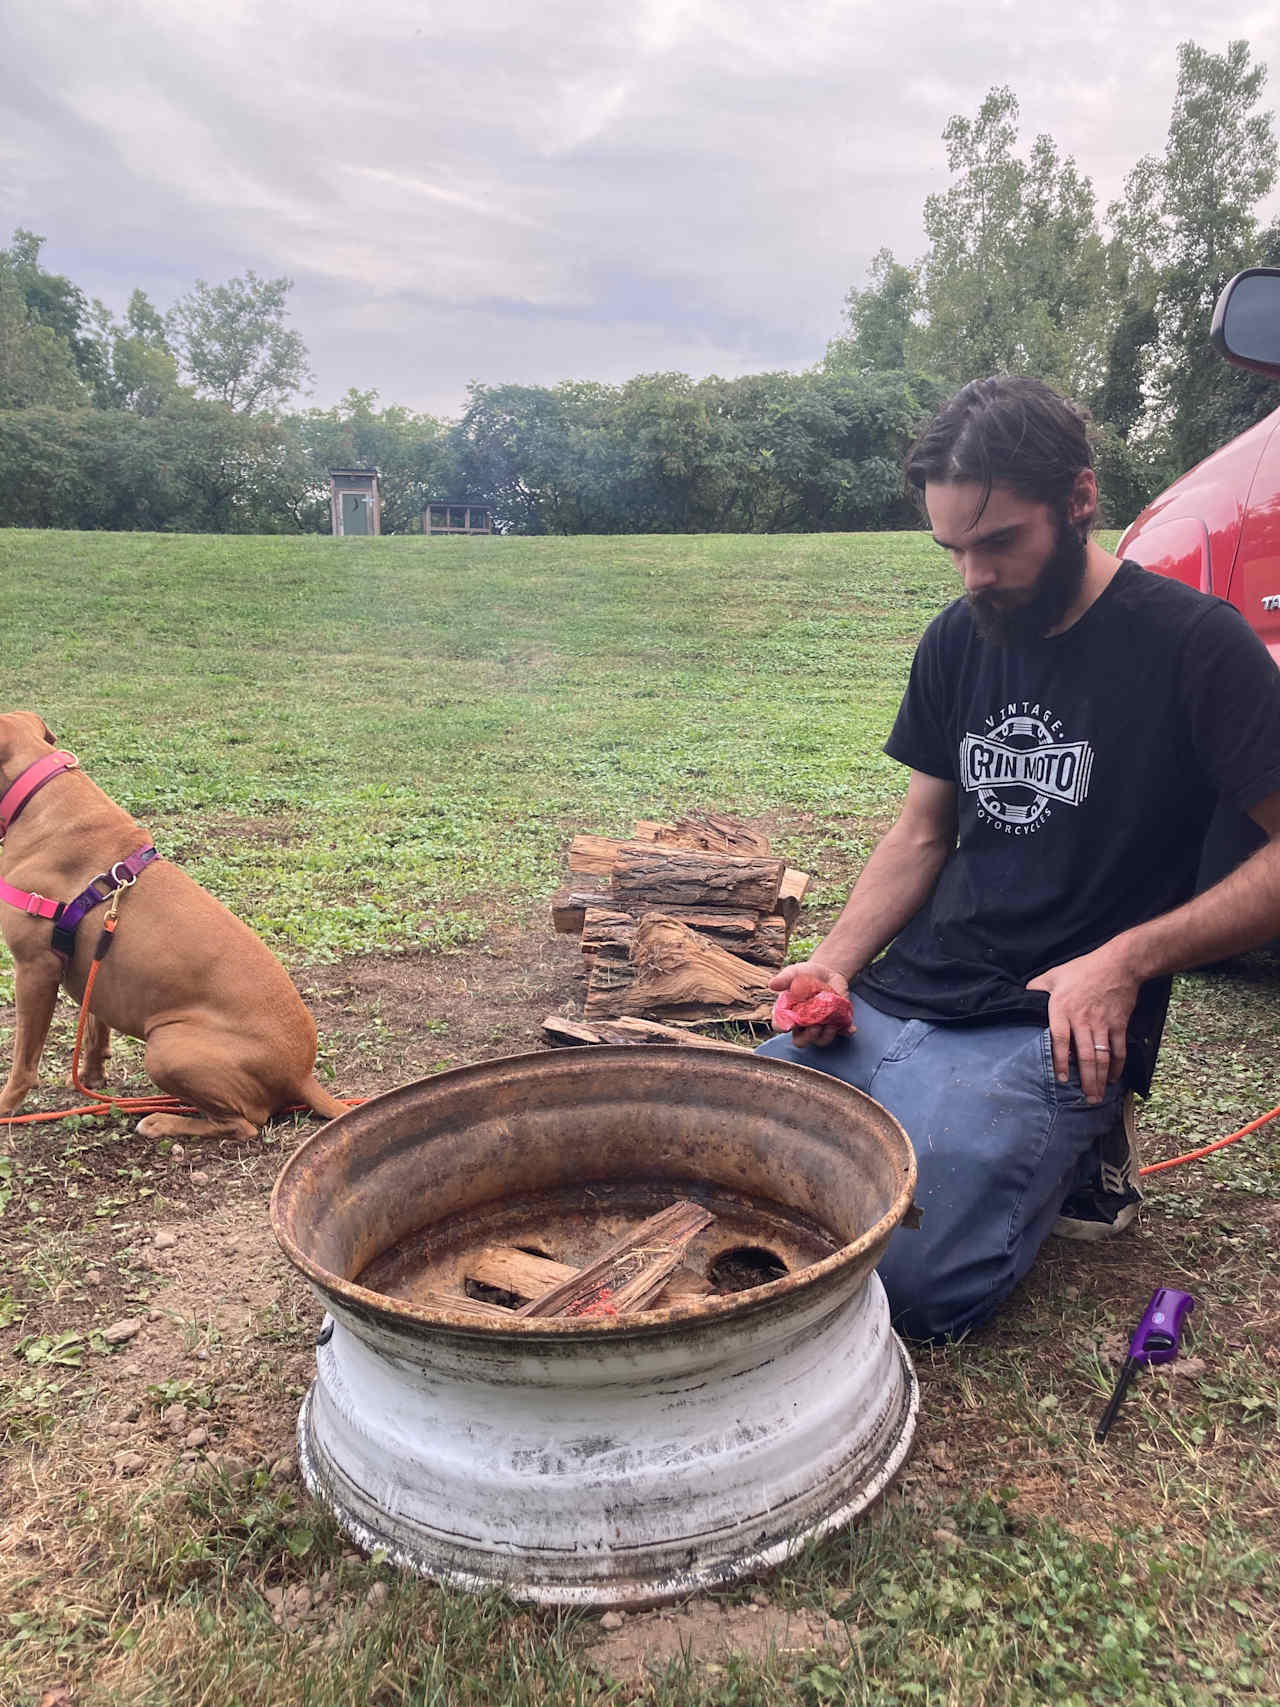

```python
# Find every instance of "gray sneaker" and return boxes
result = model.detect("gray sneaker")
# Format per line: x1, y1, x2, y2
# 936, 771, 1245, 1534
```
1052, 1091, 1144, 1242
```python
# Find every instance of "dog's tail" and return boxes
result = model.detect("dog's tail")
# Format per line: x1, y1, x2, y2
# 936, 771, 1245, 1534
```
299, 1076, 350, 1122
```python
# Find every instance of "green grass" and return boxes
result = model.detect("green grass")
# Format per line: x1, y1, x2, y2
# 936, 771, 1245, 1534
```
1, 526, 1278, 1706
0, 528, 941, 965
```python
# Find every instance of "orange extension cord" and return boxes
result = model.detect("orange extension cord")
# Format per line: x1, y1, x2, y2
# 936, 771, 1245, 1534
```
0, 929, 1274, 1162
1137, 1103, 1280, 1176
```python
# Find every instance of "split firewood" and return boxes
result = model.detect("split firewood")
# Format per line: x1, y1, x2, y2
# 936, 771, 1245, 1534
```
632, 840, 809, 932
581, 904, 787, 969
517, 1201, 715, 1319
610, 843, 785, 914
777, 868, 811, 928
415, 1287, 513, 1318
467, 1245, 579, 1297
540, 1013, 748, 1050
583, 955, 637, 1017
634, 902, 761, 939
542, 1014, 621, 1047
568, 834, 626, 876
614, 914, 776, 1022
580, 906, 639, 960
551, 885, 609, 933
633, 813, 773, 857
466, 1242, 713, 1304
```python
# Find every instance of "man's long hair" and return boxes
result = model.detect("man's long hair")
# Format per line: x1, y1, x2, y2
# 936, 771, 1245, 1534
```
906, 376, 1098, 525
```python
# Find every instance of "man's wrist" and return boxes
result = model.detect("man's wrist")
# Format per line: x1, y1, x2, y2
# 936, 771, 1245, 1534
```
809, 943, 859, 987
1105, 926, 1160, 986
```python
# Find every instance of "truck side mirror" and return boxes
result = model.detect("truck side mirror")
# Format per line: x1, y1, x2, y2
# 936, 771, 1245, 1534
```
1210, 268, 1280, 377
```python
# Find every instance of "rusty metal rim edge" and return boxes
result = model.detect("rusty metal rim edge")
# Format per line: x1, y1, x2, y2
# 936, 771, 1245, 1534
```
293, 1337, 920, 1606
269, 1046, 918, 1341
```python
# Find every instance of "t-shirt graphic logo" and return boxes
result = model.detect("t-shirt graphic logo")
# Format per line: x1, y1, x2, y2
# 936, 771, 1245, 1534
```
959, 711, 1094, 831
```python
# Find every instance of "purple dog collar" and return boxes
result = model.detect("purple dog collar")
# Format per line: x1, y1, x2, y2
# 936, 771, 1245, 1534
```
50, 843, 159, 960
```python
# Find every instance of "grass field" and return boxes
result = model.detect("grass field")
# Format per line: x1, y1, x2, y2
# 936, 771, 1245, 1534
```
0, 527, 1277, 1706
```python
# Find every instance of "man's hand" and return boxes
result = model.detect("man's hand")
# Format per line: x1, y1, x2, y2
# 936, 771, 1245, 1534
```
768, 963, 852, 1050
1026, 945, 1140, 1103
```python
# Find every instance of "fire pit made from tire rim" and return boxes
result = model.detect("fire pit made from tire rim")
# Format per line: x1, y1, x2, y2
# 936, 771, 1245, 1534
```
270, 1045, 919, 1607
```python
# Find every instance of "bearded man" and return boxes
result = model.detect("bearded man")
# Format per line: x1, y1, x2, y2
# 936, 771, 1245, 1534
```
760, 376, 1280, 1342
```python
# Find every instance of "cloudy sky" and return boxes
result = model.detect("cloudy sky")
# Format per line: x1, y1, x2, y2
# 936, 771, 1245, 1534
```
5, 0, 1279, 418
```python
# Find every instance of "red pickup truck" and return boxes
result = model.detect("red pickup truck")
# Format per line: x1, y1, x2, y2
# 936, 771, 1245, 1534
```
1117, 268, 1280, 881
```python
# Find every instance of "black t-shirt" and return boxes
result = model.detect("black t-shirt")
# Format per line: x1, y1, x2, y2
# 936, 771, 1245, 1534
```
853, 561, 1280, 1093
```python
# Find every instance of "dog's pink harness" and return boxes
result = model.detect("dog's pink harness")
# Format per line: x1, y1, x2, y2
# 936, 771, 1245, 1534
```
0, 750, 158, 955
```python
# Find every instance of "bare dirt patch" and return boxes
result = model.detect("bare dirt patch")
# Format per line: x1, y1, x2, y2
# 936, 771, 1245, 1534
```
297, 926, 587, 1098
581, 1595, 848, 1680
164, 813, 313, 857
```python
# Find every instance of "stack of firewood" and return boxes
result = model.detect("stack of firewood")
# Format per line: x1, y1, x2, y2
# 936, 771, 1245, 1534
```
547, 813, 810, 1031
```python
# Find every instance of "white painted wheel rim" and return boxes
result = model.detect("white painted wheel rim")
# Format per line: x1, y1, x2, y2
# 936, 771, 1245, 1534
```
272, 1048, 920, 1606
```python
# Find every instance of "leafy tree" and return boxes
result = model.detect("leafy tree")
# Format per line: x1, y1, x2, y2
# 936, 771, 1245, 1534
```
88, 289, 182, 414
912, 88, 1108, 397
1114, 40, 1279, 473
832, 249, 919, 374
0, 399, 311, 532
295, 389, 448, 532
1, 228, 107, 395
0, 266, 87, 409
447, 369, 939, 534
167, 271, 311, 413
448, 381, 620, 533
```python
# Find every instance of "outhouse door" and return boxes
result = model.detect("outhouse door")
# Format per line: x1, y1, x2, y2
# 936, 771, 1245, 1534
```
341, 493, 370, 535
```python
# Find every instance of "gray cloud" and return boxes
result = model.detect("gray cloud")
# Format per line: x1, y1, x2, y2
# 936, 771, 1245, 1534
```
4, 0, 1278, 416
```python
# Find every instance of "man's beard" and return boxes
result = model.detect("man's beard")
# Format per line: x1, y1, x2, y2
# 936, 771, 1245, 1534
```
968, 514, 1089, 648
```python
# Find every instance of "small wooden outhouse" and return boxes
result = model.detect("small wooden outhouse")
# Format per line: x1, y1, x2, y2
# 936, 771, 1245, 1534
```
329, 469, 382, 536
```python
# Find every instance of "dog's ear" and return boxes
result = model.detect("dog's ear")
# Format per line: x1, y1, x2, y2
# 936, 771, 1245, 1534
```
0, 712, 58, 758
18, 712, 56, 746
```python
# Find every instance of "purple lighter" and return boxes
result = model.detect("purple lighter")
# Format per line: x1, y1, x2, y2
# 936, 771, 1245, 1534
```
1094, 1287, 1196, 1443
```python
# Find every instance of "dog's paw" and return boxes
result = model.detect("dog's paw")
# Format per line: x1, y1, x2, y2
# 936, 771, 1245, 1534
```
70, 1068, 109, 1090
135, 1113, 169, 1137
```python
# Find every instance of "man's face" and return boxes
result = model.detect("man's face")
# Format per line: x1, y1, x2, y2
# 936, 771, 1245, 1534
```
924, 480, 1089, 647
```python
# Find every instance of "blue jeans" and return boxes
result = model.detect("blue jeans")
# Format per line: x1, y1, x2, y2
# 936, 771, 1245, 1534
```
757, 996, 1125, 1343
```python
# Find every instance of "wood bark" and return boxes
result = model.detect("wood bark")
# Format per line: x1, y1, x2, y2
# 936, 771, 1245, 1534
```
777, 867, 811, 928
551, 886, 608, 933
617, 915, 775, 1022
580, 906, 637, 959
610, 843, 784, 913
541, 1013, 748, 1050
417, 1288, 512, 1318
583, 955, 637, 1018
568, 834, 626, 876
517, 1201, 715, 1318
633, 813, 772, 857
582, 904, 787, 968
465, 1242, 712, 1304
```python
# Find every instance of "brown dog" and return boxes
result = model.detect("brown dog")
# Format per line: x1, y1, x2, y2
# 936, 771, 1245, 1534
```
0, 711, 347, 1139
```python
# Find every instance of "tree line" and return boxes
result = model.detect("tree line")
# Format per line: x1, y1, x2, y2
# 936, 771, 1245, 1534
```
2, 38, 1276, 536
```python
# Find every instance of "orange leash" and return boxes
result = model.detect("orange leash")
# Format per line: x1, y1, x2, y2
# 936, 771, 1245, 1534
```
2, 897, 355, 1128
65, 905, 194, 1117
